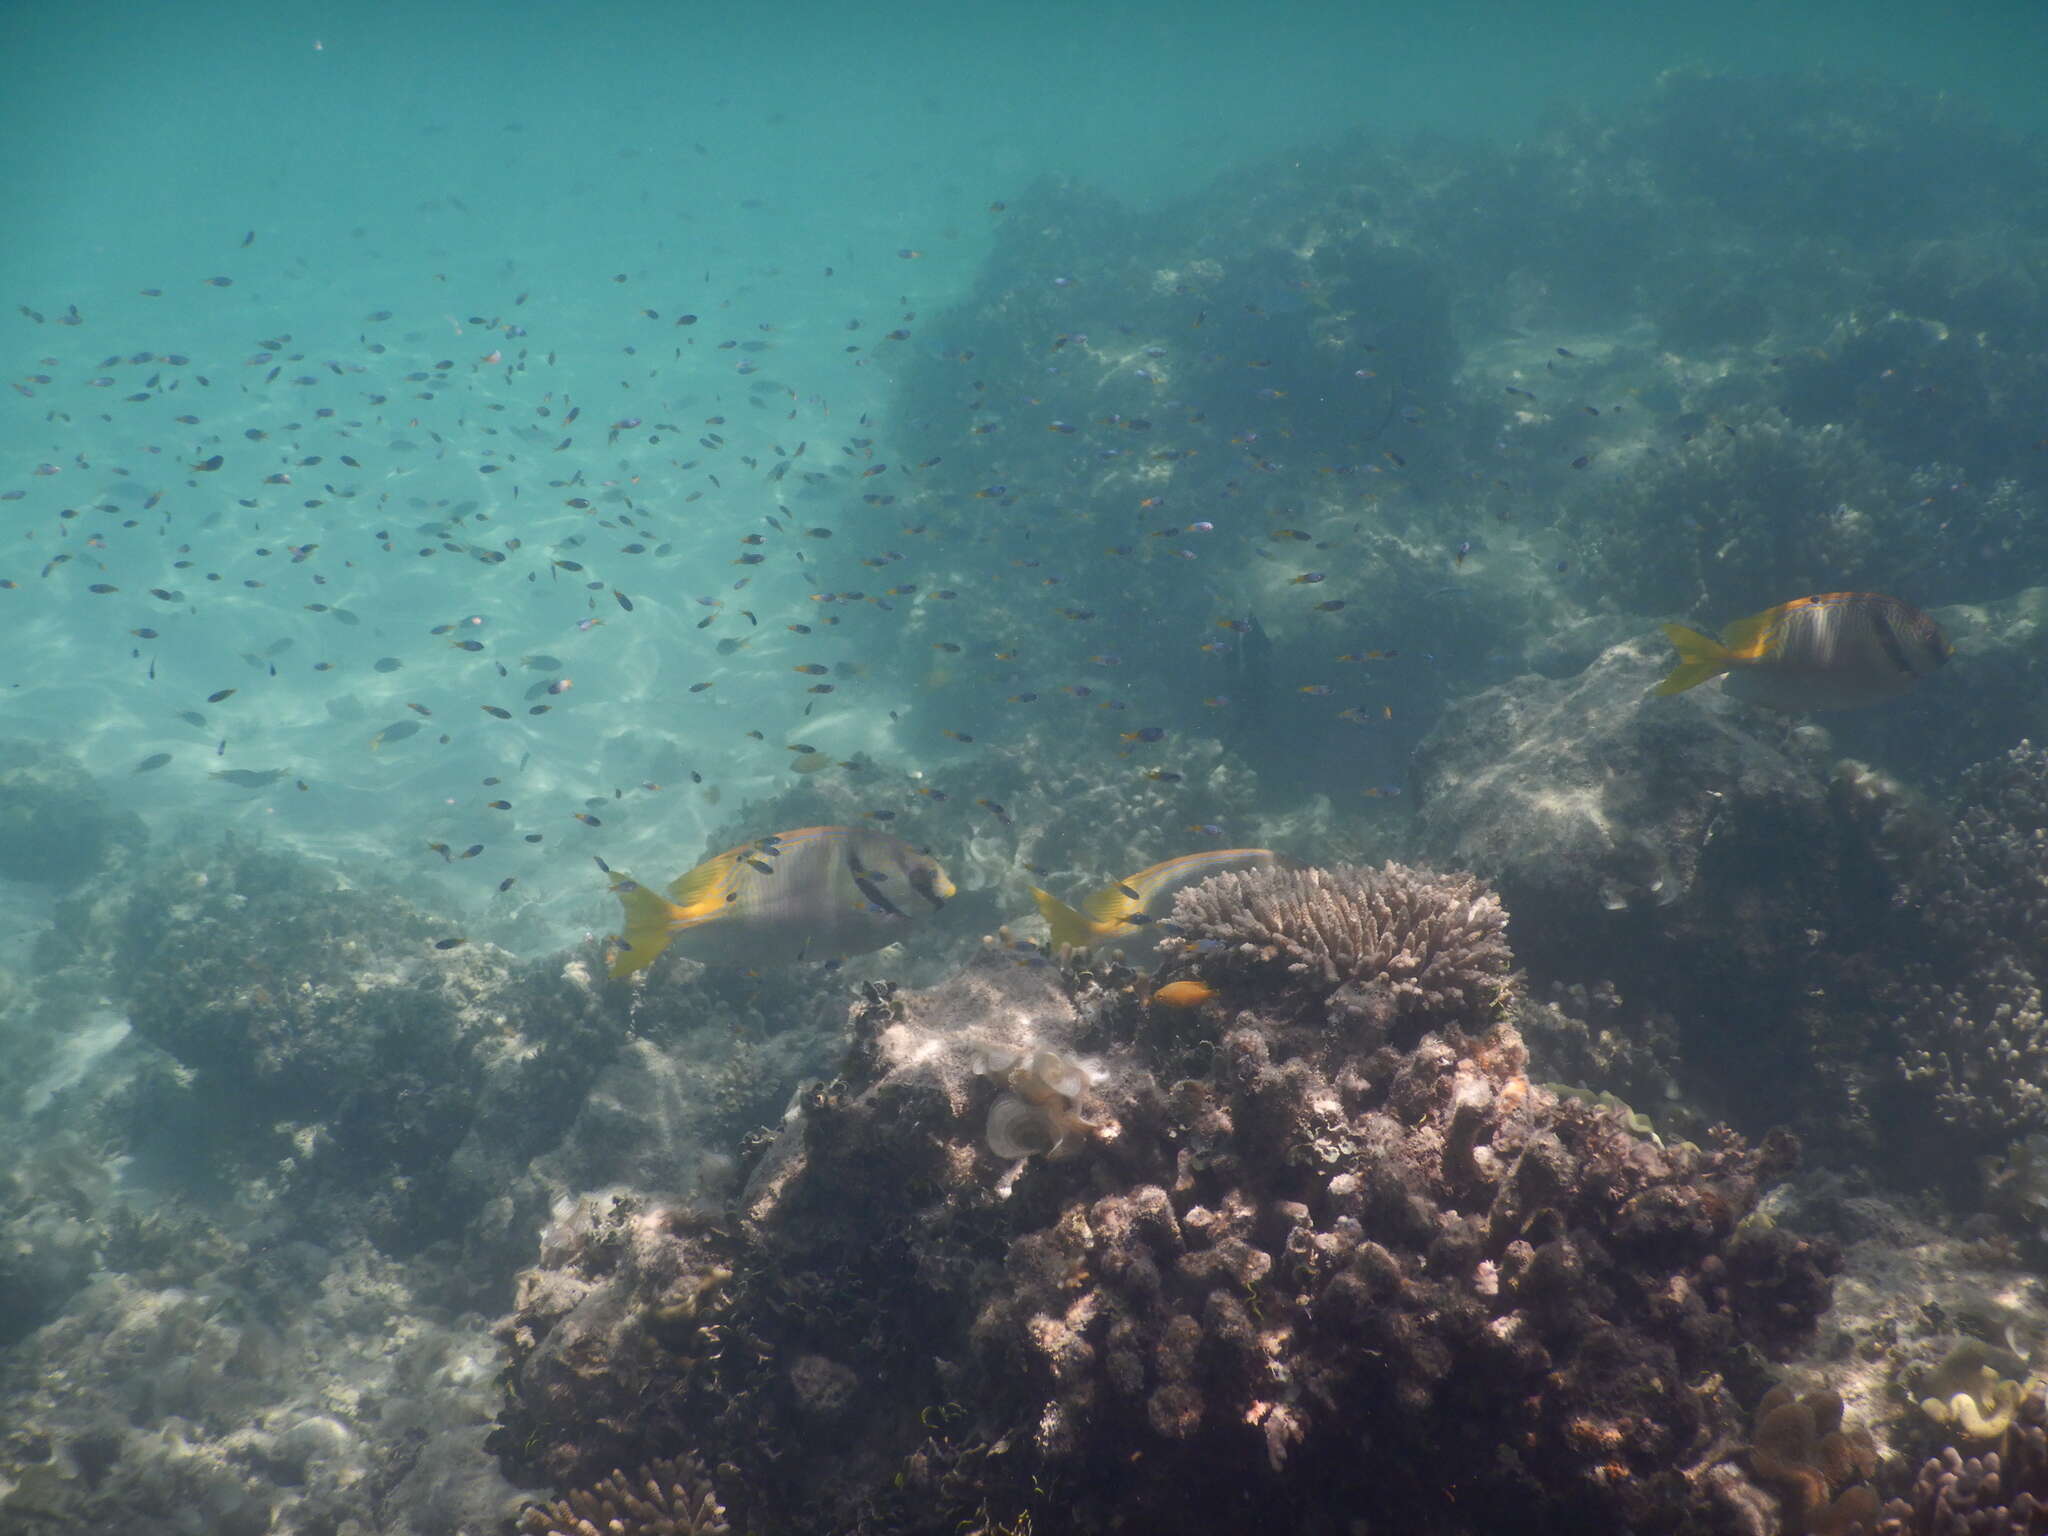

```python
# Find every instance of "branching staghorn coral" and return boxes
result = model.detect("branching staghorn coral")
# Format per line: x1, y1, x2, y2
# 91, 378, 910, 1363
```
518, 1454, 728, 1536
1164, 861, 1513, 1029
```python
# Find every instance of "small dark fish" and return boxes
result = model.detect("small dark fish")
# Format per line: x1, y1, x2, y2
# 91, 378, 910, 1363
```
210, 768, 287, 788
133, 752, 172, 774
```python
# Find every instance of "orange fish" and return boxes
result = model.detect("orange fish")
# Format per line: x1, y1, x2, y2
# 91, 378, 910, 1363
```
1151, 980, 1218, 1008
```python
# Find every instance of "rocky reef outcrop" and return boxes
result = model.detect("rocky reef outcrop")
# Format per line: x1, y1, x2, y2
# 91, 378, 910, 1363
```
493, 861, 1838, 1534
1888, 741, 2048, 1146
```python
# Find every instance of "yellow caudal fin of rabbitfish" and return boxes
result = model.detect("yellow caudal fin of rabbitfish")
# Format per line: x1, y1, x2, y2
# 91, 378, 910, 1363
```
1654, 622, 1736, 696
1031, 878, 1151, 949
608, 875, 683, 977
1031, 886, 1114, 950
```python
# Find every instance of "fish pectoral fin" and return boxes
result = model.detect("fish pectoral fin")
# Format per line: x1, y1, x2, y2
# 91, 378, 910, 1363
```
609, 876, 682, 978
1654, 623, 1735, 697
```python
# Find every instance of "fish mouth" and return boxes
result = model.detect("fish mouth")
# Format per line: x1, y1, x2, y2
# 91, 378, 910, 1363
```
914, 869, 955, 908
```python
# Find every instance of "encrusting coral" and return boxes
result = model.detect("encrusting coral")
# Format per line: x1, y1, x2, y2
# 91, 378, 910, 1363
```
1745, 1385, 1881, 1534
1916, 1339, 2035, 1444
518, 1454, 728, 1536
1892, 742, 2048, 1142
494, 860, 1840, 1534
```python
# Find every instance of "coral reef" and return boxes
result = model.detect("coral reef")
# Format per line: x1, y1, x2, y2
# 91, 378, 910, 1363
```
1515, 979, 1688, 1127
1917, 1339, 2033, 1444
31, 838, 628, 1265
12, 66, 2048, 1536
1891, 743, 2048, 1146
1875, 1390, 2048, 1534
518, 1455, 728, 1536
0, 837, 813, 1536
494, 862, 1839, 1534
1744, 1384, 1880, 1534
1157, 860, 1512, 1029
1412, 634, 1919, 1147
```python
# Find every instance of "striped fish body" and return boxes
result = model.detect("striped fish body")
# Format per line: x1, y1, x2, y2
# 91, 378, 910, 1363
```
1658, 592, 1950, 713
609, 825, 954, 975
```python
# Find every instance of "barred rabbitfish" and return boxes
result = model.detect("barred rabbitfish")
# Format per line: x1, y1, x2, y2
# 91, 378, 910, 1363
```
607, 825, 954, 975
1030, 848, 1281, 950
1655, 592, 1951, 713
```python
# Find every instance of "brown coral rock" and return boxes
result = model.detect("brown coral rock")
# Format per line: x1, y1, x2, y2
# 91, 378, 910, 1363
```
518, 1454, 728, 1536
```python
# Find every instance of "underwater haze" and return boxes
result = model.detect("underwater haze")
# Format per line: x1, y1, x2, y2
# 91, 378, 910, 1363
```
2, 0, 2045, 950
8, 1, 2048, 1533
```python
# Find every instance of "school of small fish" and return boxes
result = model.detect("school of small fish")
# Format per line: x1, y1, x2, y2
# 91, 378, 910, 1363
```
2, 197, 1956, 969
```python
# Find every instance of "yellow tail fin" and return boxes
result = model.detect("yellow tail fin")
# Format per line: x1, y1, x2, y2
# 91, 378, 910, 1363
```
609, 875, 680, 977
1031, 886, 1107, 950
1654, 622, 1734, 696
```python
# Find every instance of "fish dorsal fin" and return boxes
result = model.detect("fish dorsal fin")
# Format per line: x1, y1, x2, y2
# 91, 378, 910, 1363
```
1719, 607, 1782, 661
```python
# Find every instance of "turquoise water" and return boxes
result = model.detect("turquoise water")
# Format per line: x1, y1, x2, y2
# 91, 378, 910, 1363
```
4, 0, 2043, 954
10, 4, 2048, 1533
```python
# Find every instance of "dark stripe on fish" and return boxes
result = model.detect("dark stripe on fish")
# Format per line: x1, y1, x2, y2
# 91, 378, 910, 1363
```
1868, 611, 1915, 675
853, 873, 908, 919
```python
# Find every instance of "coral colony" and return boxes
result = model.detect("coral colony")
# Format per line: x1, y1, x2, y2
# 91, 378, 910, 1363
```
7, 66, 2048, 1536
